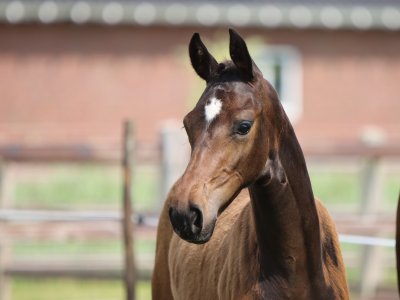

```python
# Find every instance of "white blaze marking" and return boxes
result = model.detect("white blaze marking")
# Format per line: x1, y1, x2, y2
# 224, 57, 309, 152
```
205, 97, 222, 123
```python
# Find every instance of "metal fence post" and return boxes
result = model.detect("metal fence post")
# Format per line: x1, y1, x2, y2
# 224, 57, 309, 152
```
122, 121, 136, 300
160, 121, 190, 204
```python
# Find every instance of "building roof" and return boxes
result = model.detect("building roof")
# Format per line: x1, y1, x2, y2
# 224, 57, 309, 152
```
0, 0, 399, 30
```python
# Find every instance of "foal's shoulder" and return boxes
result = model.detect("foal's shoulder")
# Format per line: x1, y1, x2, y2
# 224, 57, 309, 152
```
315, 198, 350, 299
315, 198, 338, 240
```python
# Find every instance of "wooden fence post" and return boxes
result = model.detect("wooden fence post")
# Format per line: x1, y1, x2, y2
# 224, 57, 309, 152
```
122, 121, 136, 300
360, 156, 385, 216
359, 242, 385, 300
0, 247, 10, 300
0, 159, 11, 300
396, 192, 400, 295
358, 156, 386, 299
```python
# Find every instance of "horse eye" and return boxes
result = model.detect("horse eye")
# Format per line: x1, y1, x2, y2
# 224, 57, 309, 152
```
235, 121, 253, 135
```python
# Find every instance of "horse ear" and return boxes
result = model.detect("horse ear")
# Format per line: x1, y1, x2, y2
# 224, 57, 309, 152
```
229, 28, 253, 81
189, 33, 218, 82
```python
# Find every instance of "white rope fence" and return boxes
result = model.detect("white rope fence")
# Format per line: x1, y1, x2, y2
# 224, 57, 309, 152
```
0, 209, 159, 226
0, 209, 396, 247
339, 234, 395, 248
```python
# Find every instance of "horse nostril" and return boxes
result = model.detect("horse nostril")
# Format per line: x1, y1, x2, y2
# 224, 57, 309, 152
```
169, 207, 184, 235
168, 205, 203, 240
189, 205, 203, 235
168, 207, 175, 223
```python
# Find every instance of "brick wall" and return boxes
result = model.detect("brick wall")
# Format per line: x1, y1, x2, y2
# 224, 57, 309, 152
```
0, 25, 399, 152
0, 25, 194, 150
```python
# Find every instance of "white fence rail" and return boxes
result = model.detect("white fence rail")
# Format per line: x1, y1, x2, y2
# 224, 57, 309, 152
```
0, 209, 396, 248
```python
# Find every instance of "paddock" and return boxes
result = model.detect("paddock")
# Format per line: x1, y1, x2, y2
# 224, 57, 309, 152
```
0, 122, 399, 300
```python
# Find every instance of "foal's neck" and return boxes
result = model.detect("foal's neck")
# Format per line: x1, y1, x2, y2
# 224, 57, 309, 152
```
248, 121, 324, 297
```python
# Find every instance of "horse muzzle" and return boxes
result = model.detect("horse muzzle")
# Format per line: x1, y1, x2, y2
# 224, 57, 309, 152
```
168, 205, 215, 244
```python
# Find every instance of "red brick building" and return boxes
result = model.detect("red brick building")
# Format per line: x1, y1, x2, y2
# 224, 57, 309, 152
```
0, 1, 399, 155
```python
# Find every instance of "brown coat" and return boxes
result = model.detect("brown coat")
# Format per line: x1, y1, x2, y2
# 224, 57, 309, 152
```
152, 29, 349, 300
153, 192, 348, 299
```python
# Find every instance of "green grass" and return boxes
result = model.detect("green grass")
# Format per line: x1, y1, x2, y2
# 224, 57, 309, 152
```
10, 163, 159, 300
14, 164, 159, 211
15, 165, 121, 209
10, 238, 155, 300
13, 163, 399, 211
384, 174, 400, 207
8, 163, 400, 299
338, 243, 398, 288
338, 243, 363, 285
309, 169, 400, 210
13, 240, 122, 257
11, 278, 151, 300
13, 239, 155, 258
132, 165, 160, 212
309, 171, 361, 207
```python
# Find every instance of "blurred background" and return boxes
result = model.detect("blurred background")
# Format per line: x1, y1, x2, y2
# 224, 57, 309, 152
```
0, 0, 399, 299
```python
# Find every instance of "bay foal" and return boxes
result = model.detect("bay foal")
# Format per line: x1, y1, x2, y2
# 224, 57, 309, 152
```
152, 29, 349, 300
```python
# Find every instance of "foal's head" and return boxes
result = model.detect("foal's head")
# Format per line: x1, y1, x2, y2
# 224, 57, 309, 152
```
168, 29, 285, 244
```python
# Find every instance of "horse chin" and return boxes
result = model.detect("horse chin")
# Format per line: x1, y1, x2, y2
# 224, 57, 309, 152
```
179, 219, 216, 245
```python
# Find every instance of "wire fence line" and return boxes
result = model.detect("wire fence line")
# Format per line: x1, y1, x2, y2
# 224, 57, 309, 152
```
339, 235, 395, 248
0, 209, 395, 248
0, 209, 159, 227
